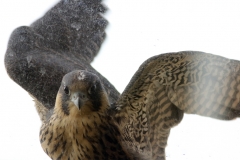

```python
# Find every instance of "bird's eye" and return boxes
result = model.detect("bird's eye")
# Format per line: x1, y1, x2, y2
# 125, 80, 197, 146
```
88, 85, 96, 94
81, 94, 86, 99
64, 86, 70, 95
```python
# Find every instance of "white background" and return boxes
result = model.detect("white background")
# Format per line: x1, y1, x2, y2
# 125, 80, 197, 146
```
1, 0, 240, 159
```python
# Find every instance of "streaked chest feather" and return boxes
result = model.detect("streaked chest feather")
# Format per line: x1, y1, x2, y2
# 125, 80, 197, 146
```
40, 110, 130, 160
40, 111, 108, 159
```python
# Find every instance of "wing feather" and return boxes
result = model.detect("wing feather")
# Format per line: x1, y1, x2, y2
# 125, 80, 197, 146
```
166, 52, 240, 119
4, 0, 119, 123
112, 51, 240, 159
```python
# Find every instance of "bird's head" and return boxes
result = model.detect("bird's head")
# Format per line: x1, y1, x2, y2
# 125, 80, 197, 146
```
55, 70, 109, 116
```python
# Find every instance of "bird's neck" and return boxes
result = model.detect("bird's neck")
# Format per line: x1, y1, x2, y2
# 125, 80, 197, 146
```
40, 107, 129, 160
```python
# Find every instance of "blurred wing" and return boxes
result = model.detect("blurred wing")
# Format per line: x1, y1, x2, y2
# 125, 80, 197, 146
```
112, 51, 240, 159
4, 0, 119, 123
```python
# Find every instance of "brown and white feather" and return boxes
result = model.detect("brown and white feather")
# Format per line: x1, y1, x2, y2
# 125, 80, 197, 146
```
113, 51, 240, 160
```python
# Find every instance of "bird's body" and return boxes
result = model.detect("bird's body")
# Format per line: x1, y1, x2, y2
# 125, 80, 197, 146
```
38, 68, 183, 160
40, 71, 130, 159
40, 101, 128, 159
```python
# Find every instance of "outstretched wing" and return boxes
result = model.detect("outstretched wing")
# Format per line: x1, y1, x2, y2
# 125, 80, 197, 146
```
112, 51, 240, 160
4, 0, 119, 123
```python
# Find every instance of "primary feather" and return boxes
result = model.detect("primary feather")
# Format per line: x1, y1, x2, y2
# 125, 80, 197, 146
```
4, 0, 119, 123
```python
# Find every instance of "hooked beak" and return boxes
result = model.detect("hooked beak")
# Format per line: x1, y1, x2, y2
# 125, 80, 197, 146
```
71, 92, 88, 110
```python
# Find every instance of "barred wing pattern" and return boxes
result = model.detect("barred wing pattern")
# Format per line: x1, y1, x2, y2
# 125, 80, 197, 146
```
113, 51, 240, 160
4, 0, 119, 123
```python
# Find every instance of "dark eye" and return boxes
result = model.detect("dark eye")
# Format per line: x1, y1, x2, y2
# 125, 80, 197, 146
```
64, 86, 70, 95
88, 85, 96, 94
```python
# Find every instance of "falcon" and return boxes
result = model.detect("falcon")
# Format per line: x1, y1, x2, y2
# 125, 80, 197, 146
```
4, 0, 240, 160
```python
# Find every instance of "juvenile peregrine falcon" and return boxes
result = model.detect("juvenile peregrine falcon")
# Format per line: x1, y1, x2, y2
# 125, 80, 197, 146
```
4, 0, 240, 160
39, 52, 240, 160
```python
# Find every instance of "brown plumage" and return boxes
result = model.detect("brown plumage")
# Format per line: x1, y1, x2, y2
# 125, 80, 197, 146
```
4, 0, 240, 160
40, 71, 129, 159
39, 52, 240, 160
